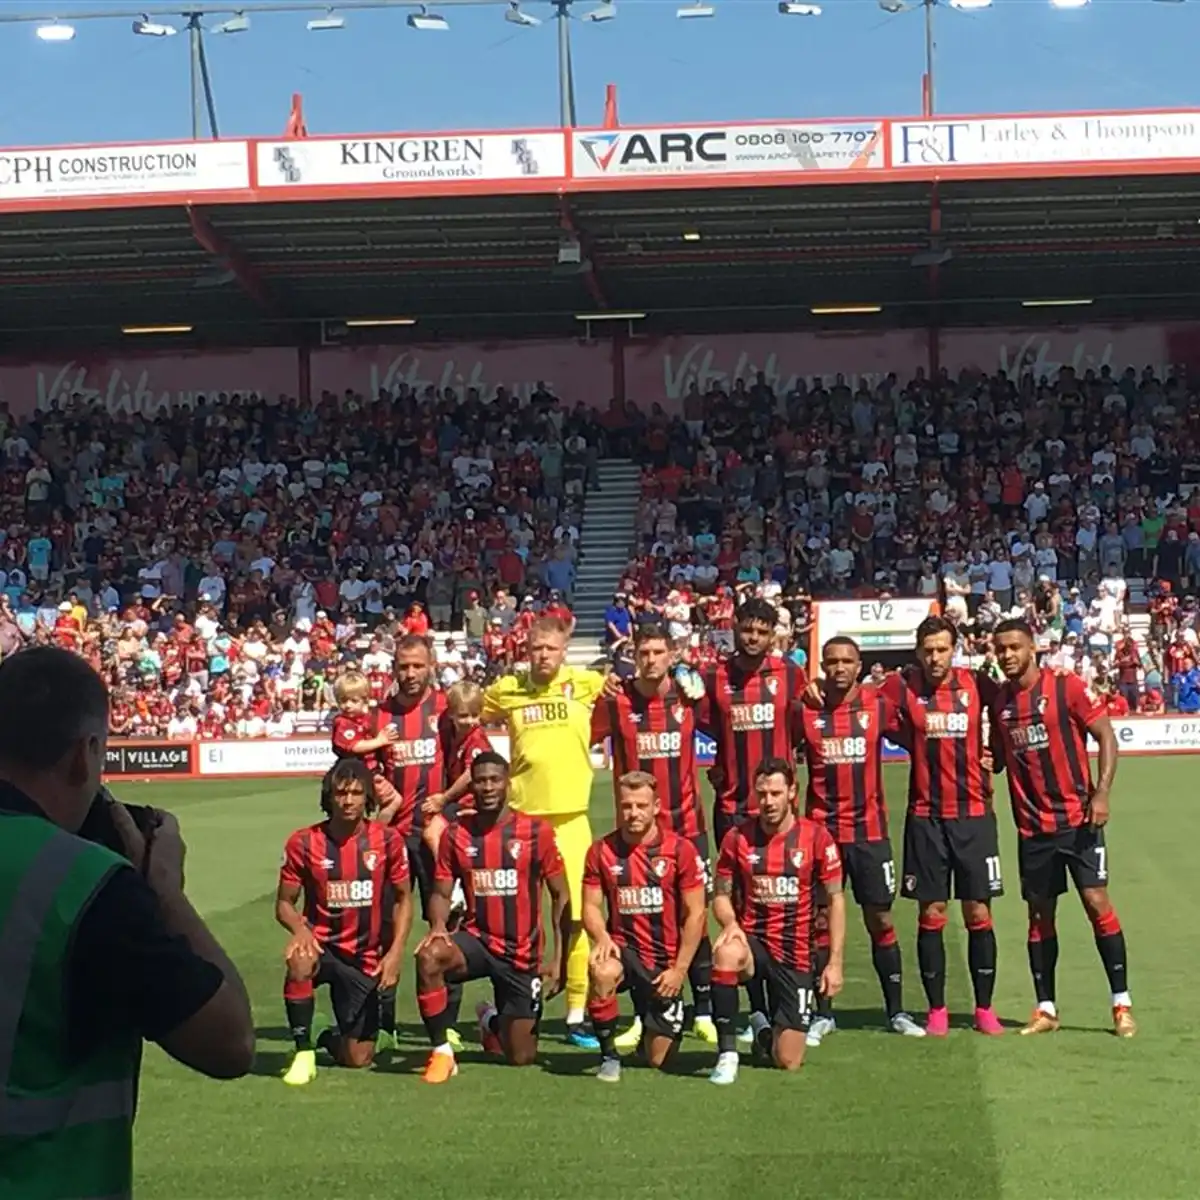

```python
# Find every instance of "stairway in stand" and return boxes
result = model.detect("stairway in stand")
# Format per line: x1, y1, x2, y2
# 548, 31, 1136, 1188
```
566, 458, 640, 667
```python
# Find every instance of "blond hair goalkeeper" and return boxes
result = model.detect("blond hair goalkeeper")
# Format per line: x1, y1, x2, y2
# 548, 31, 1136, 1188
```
482, 615, 610, 1049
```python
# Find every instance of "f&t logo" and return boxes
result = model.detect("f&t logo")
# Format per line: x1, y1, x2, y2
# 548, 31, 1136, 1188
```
895, 122, 971, 166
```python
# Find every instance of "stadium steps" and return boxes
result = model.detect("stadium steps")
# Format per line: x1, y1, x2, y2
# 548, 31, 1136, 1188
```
566, 458, 641, 663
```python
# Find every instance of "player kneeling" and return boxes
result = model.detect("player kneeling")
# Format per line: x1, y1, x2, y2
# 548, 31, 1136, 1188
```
581, 771, 708, 1082
414, 752, 571, 1082
709, 757, 845, 1084
277, 759, 413, 1086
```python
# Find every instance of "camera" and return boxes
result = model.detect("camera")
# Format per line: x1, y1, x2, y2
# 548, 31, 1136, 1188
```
79, 786, 163, 859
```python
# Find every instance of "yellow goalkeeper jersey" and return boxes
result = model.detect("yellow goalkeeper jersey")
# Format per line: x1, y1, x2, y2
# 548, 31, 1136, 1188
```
483, 666, 607, 816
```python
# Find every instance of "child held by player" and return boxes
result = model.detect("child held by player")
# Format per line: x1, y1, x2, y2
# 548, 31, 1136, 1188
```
421, 680, 493, 856
330, 671, 402, 809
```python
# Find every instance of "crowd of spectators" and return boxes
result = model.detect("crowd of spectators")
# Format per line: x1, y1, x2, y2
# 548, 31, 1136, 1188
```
618, 359, 1200, 712
9, 352, 1200, 732
0, 382, 597, 738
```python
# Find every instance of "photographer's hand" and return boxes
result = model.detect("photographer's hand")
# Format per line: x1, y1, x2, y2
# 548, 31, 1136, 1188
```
110, 803, 185, 895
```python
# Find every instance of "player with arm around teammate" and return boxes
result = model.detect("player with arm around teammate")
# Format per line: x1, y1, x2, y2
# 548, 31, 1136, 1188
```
582, 770, 708, 1082
414, 752, 573, 1081
276, 758, 413, 1085
989, 619, 1135, 1038
708, 758, 846, 1085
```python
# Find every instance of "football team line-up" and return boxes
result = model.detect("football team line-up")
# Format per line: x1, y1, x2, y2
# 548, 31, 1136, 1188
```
277, 604, 1135, 1089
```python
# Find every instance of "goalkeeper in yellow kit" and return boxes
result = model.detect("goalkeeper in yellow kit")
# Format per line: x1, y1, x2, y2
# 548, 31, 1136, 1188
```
483, 614, 609, 1049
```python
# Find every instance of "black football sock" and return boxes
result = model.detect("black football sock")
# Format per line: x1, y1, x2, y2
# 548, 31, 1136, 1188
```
967, 917, 998, 1009
746, 974, 768, 1019
871, 929, 905, 1018
917, 915, 948, 1010
711, 968, 740, 1054
377, 984, 397, 1037
1091, 910, 1129, 997
417, 986, 451, 1048
588, 995, 620, 1059
1027, 919, 1058, 1005
315, 1028, 335, 1056
689, 936, 713, 1018
446, 981, 464, 1030
284, 980, 315, 1051
812, 946, 834, 1017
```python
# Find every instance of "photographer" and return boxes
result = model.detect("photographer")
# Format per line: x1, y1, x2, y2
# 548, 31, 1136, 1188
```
0, 646, 254, 1199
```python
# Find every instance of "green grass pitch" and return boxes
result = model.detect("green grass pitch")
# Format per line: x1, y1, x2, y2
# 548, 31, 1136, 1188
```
124, 761, 1200, 1200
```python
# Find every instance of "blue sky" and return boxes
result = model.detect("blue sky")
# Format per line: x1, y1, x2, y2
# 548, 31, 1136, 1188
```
0, 0, 1191, 144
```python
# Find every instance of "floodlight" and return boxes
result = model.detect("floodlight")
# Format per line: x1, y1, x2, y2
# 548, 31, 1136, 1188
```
212, 12, 250, 34
778, 2, 822, 14
1049, 0, 1089, 8
132, 15, 178, 36
505, 2, 541, 25
582, 2, 617, 21
948, 0, 993, 8
677, 3, 716, 16
36, 21, 76, 41
408, 6, 449, 29
307, 13, 346, 29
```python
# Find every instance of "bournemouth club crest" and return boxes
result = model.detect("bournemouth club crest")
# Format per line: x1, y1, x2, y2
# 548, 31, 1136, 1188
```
791, 850, 805, 870
857, 711, 872, 731
508, 839, 523, 861
653, 858, 669, 878
363, 851, 378, 871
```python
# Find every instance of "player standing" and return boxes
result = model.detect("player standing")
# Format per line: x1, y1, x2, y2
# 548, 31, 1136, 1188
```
797, 636, 925, 1039
708, 758, 845, 1084
884, 616, 1005, 1036
276, 759, 412, 1085
414, 752, 572, 1081
482, 616, 609, 1048
697, 597, 807, 1033
374, 634, 456, 1049
590, 622, 716, 1047
581, 771, 708, 1082
989, 619, 1135, 1037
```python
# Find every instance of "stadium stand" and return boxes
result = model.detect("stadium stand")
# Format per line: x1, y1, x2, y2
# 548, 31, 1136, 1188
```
2, 357, 1199, 729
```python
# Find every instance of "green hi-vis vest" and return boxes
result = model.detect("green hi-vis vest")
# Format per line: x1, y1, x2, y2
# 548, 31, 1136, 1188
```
0, 812, 139, 1200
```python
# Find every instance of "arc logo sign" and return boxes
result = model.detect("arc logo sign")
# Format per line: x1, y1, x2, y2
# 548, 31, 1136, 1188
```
572, 123, 884, 178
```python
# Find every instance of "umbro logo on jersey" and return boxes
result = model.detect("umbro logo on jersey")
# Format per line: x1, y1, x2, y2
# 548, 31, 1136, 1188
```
627, 710, 644, 724
319, 858, 335, 869
746, 851, 760, 865
608, 862, 624, 877
465, 845, 479, 857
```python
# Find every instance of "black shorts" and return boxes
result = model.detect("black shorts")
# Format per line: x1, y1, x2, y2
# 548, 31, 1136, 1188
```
1018, 825, 1109, 900
839, 838, 897, 908
619, 945, 685, 1040
746, 934, 813, 1033
405, 834, 436, 920
902, 813, 1004, 903
449, 931, 543, 1021
315, 949, 380, 1042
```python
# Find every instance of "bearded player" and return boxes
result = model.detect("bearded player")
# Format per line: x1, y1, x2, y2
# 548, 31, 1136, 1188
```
374, 634, 460, 1049
277, 758, 413, 1085
582, 771, 708, 1082
414, 752, 572, 1081
989, 619, 1134, 1038
590, 622, 715, 1049
696, 597, 807, 1037
708, 758, 845, 1085
796, 636, 925, 1040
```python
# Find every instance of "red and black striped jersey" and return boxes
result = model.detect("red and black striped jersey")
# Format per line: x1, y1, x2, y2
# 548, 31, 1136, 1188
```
884, 666, 997, 821
331, 711, 391, 777
377, 688, 448, 835
795, 688, 899, 844
591, 682, 705, 838
715, 816, 841, 973
582, 828, 706, 974
279, 820, 409, 973
989, 668, 1104, 839
441, 724, 494, 817
435, 809, 564, 973
698, 656, 807, 821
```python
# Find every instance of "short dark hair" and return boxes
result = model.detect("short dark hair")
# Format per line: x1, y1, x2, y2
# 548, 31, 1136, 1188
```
754, 756, 795, 786
471, 750, 509, 776
735, 598, 778, 629
0, 647, 109, 770
393, 633, 432, 658
916, 615, 958, 646
994, 618, 1034, 640
633, 622, 671, 646
319, 757, 378, 817
822, 635, 861, 658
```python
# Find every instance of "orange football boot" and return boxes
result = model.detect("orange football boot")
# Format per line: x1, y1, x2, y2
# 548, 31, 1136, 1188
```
1019, 1009, 1061, 1036
1112, 1006, 1137, 1039
421, 1049, 458, 1084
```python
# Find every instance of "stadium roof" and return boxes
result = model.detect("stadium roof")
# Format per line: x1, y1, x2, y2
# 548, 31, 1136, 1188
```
6, 116, 1200, 351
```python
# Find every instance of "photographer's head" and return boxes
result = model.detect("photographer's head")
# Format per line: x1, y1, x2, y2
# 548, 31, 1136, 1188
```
0, 646, 108, 833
